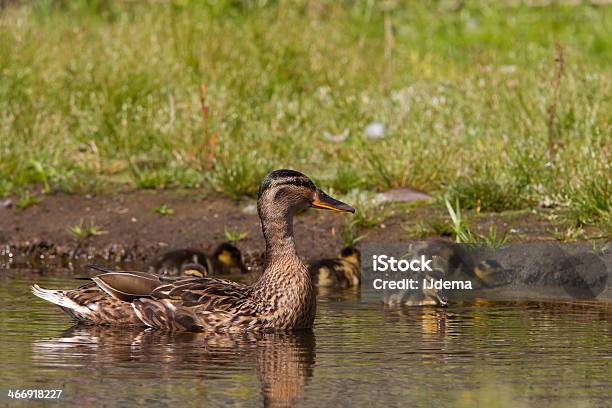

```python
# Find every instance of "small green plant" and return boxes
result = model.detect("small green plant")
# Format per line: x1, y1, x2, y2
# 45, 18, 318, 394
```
343, 191, 390, 230
403, 222, 430, 238
153, 203, 175, 216
479, 225, 510, 249
445, 197, 476, 244
28, 160, 51, 194
565, 168, 611, 227
129, 165, 172, 190
209, 154, 270, 200
224, 226, 249, 242
551, 226, 585, 242
444, 197, 509, 248
404, 219, 453, 238
340, 219, 366, 247
16, 193, 41, 210
444, 178, 527, 213
68, 218, 107, 238
429, 219, 454, 237
331, 165, 368, 193
590, 241, 609, 255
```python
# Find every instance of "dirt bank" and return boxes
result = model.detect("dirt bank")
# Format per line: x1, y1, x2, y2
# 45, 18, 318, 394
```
0, 191, 600, 271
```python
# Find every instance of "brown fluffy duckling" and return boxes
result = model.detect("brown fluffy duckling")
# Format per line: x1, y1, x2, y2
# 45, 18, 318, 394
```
309, 246, 361, 288
32, 169, 355, 331
473, 259, 511, 288
384, 271, 449, 307
145, 242, 246, 277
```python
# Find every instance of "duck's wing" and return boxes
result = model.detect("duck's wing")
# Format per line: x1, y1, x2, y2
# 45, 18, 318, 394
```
91, 272, 164, 302
87, 265, 254, 330
89, 268, 222, 303
151, 277, 250, 308
133, 278, 253, 331
87, 265, 167, 302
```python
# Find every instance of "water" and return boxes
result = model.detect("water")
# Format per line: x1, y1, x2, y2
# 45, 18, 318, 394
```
1, 271, 610, 407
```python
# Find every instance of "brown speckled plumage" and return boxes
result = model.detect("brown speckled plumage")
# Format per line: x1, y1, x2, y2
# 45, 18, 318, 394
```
31, 270, 197, 326
62, 282, 141, 325
32, 170, 354, 332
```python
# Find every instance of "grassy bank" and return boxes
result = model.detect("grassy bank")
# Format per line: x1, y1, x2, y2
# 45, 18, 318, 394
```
0, 0, 610, 229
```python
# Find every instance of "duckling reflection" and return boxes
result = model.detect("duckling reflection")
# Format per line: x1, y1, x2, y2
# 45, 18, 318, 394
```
145, 242, 247, 277
309, 246, 361, 288
33, 325, 315, 408
383, 307, 451, 362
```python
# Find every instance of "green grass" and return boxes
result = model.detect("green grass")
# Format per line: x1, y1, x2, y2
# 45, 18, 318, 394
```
0, 1, 610, 228
341, 190, 391, 229
340, 219, 366, 247
404, 219, 454, 238
445, 197, 510, 248
223, 226, 249, 242
67, 217, 107, 238
16, 192, 41, 210
550, 225, 585, 242
152, 203, 175, 216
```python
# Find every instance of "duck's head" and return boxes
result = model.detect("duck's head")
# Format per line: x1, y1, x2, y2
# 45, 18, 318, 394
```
213, 242, 247, 274
258, 169, 355, 215
340, 246, 361, 266
473, 259, 510, 287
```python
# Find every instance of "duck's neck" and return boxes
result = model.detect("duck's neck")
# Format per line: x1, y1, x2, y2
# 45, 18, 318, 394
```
259, 206, 298, 265
254, 201, 316, 328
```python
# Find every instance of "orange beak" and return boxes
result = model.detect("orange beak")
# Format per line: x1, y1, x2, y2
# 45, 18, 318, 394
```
311, 189, 355, 213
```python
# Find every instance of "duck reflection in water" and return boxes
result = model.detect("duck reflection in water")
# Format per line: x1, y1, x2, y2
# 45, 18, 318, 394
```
33, 325, 316, 408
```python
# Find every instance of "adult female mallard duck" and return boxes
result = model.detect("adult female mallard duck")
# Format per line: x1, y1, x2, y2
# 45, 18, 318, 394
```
145, 242, 247, 277
308, 246, 361, 288
32, 170, 355, 331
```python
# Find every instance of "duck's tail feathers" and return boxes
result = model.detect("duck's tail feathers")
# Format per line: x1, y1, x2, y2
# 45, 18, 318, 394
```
31, 285, 91, 315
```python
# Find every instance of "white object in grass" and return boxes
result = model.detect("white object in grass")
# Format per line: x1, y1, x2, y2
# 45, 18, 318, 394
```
364, 121, 385, 139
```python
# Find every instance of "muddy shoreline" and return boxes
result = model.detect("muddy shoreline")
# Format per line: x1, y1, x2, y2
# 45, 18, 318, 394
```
0, 191, 604, 272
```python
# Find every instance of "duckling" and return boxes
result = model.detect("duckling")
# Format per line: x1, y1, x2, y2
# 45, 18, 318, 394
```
384, 272, 449, 307
179, 263, 209, 278
32, 169, 355, 331
420, 273, 449, 307
210, 242, 248, 275
473, 259, 511, 288
145, 242, 246, 277
145, 248, 209, 277
309, 246, 361, 288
